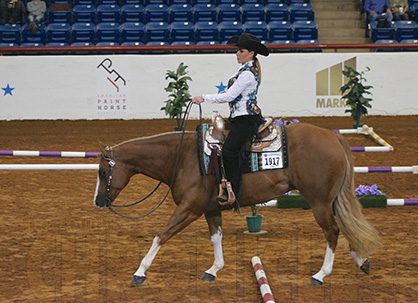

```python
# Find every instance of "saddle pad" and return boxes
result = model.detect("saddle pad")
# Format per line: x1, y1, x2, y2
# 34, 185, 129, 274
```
197, 123, 289, 175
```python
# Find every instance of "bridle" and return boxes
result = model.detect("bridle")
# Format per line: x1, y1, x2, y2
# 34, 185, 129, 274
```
101, 145, 170, 219
99, 102, 202, 219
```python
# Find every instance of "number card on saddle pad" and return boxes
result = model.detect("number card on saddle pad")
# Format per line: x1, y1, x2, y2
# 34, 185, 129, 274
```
197, 121, 289, 176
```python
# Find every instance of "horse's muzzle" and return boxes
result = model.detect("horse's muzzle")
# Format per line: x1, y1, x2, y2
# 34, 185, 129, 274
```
95, 194, 111, 208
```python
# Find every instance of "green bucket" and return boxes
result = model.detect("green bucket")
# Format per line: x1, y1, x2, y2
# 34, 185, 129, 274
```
246, 215, 263, 233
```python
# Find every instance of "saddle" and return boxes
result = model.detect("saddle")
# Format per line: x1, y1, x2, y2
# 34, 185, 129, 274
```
203, 114, 282, 155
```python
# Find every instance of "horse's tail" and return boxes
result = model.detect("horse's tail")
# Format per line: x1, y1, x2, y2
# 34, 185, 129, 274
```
333, 136, 384, 258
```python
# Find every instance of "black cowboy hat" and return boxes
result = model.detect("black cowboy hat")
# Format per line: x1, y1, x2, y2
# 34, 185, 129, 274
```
227, 33, 269, 56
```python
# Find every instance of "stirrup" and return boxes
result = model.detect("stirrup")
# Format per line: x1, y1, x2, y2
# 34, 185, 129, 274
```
217, 180, 235, 206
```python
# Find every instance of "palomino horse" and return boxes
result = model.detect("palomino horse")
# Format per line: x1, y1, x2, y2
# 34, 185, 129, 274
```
94, 122, 383, 286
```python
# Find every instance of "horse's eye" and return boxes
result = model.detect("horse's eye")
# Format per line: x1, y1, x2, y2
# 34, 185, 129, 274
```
99, 170, 106, 178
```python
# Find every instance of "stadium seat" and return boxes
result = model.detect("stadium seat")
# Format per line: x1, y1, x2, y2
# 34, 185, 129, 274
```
241, 3, 265, 22
242, 20, 268, 40
374, 39, 396, 51
291, 20, 318, 41
72, 4, 97, 23
196, 40, 222, 53
144, 4, 170, 22
22, 23, 46, 44
194, 21, 218, 42
120, 4, 145, 23
46, 22, 72, 43
369, 21, 395, 42
70, 41, 94, 55
96, 22, 121, 43
96, 41, 119, 46
145, 41, 170, 54
288, 3, 314, 22
169, 21, 194, 42
144, 21, 170, 42
264, 3, 288, 22
71, 22, 96, 43
47, 9, 73, 24
97, 4, 121, 23
45, 41, 70, 55
169, 3, 193, 22
400, 38, 418, 51
192, 3, 217, 22
121, 41, 145, 46
268, 20, 292, 41
73, 0, 99, 5
216, 3, 241, 22
218, 20, 243, 42
269, 39, 295, 52
295, 39, 321, 52
394, 20, 418, 41
171, 41, 195, 53
0, 24, 22, 44
120, 22, 145, 43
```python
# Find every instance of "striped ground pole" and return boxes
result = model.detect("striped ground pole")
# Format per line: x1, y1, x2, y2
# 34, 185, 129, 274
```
388, 199, 418, 206
0, 150, 99, 158
354, 166, 418, 174
350, 146, 392, 152
251, 256, 275, 303
362, 125, 394, 150
0, 164, 99, 170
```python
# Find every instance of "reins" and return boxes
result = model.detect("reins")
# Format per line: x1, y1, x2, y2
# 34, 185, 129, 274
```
105, 101, 202, 219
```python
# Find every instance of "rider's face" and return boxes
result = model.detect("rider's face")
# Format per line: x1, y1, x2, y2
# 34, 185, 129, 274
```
236, 48, 254, 65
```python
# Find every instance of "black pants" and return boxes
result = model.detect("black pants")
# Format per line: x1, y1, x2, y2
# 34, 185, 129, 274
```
222, 114, 263, 199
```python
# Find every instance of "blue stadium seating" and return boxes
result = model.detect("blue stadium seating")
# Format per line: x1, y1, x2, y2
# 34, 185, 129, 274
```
370, 21, 395, 42
169, 21, 195, 42
47, 10, 73, 24
288, 3, 314, 22
242, 20, 268, 40
216, 3, 241, 22
194, 21, 218, 41
144, 4, 170, 22
46, 23, 72, 43
96, 4, 121, 22
22, 24, 47, 44
374, 39, 396, 51
295, 39, 321, 52
72, 5, 97, 23
121, 41, 145, 46
291, 20, 318, 41
218, 20, 242, 42
400, 38, 418, 51
120, 4, 145, 23
241, 3, 265, 22
71, 22, 96, 43
96, 22, 121, 43
171, 41, 196, 53
193, 3, 217, 22
0, 24, 22, 44
145, 40, 170, 53
269, 39, 295, 52
45, 41, 70, 55
169, 3, 194, 22
120, 22, 145, 43
264, 3, 288, 22
394, 20, 418, 41
144, 21, 170, 42
268, 20, 292, 41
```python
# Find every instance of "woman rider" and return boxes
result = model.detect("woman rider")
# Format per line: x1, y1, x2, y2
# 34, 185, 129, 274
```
192, 33, 269, 207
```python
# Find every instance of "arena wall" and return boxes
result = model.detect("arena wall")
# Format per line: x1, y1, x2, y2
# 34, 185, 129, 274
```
1, 52, 417, 120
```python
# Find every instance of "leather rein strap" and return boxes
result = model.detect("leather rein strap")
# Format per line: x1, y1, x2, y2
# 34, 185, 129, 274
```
103, 102, 202, 219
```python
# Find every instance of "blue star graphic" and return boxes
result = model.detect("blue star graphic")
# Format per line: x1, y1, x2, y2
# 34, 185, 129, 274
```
2, 84, 15, 96
216, 82, 227, 93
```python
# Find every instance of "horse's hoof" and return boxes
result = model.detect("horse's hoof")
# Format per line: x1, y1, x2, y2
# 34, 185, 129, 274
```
130, 275, 146, 286
200, 272, 216, 282
360, 259, 370, 275
309, 277, 323, 285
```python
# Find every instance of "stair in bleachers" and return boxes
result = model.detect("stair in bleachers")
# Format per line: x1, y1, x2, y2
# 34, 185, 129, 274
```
311, 0, 369, 50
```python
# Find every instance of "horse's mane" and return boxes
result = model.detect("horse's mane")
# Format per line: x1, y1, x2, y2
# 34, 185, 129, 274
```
114, 131, 196, 148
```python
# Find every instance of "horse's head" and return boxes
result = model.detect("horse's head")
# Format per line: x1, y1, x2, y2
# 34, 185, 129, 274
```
94, 142, 131, 209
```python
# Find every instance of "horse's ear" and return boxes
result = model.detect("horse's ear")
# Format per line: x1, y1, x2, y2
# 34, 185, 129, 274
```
98, 141, 108, 156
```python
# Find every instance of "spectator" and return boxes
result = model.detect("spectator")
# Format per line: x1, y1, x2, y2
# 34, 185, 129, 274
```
365, 0, 393, 23
27, 0, 46, 33
390, 0, 409, 21
0, 0, 26, 25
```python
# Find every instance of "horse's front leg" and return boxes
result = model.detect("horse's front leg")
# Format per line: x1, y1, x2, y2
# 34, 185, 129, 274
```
201, 209, 224, 282
131, 202, 202, 286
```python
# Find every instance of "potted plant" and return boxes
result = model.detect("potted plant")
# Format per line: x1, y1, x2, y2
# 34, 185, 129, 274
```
340, 66, 373, 129
161, 62, 192, 131
245, 205, 263, 233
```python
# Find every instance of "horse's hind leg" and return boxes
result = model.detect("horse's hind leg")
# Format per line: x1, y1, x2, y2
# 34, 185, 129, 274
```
201, 209, 224, 282
309, 203, 340, 285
